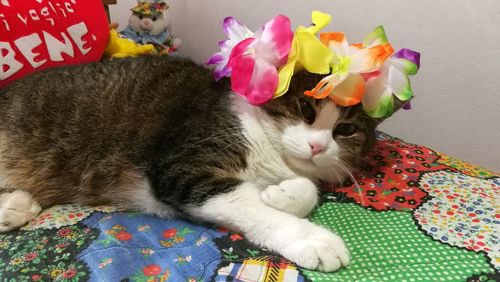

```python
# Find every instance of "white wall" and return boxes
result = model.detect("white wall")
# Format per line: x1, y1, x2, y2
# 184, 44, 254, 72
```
109, 0, 136, 30
111, 1, 500, 171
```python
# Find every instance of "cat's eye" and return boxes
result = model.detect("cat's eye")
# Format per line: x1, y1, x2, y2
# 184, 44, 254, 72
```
333, 123, 358, 138
299, 100, 316, 124
152, 16, 158, 21
139, 15, 144, 20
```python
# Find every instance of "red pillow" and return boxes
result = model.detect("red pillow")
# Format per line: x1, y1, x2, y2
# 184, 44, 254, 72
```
0, 0, 109, 88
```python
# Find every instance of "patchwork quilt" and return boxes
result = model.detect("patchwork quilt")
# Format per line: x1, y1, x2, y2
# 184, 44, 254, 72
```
0, 132, 498, 282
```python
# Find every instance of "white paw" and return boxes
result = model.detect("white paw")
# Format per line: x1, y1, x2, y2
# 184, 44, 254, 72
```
261, 177, 318, 218
281, 222, 350, 272
0, 190, 41, 232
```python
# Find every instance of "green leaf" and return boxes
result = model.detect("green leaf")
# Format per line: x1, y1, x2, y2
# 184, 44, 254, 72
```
246, 249, 260, 257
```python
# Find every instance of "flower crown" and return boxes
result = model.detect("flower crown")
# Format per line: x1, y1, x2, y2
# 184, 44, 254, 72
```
207, 11, 421, 118
131, 0, 168, 17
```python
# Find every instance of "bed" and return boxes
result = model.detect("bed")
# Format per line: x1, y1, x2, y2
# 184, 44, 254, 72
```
0, 132, 497, 282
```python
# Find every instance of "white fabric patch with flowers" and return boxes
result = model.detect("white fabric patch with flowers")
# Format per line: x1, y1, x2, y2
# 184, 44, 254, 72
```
22, 205, 117, 230
414, 171, 500, 269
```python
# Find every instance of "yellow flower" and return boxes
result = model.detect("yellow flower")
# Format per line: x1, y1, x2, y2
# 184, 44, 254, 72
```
50, 268, 63, 278
173, 237, 184, 243
9, 257, 23, 265
67, 233, 77, 239
112, 224, 125, 230
160, 241, 173, 247
274, 11, 333, 97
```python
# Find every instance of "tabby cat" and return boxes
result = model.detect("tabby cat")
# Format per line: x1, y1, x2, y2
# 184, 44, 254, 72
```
0, 55, 386, 272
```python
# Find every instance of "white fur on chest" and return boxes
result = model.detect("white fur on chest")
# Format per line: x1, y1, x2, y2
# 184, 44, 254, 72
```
232, 97, 297, 186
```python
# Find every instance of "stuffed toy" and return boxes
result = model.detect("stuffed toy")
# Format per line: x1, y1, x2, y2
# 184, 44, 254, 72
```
104, 28, 156, 59
120, 0, 181, 55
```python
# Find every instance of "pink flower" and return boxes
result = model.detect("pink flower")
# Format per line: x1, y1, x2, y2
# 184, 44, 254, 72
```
141, 248, 155, 255
57, 228, 72, 237
31, 274, 42, 281
62, 269, 77, 278
24, 252, 37, 261
208, 15, 294, 105
206, 17, 253, 80
56, 243, 69, 249
230, 234, 244, 241
228, 15, 293, 105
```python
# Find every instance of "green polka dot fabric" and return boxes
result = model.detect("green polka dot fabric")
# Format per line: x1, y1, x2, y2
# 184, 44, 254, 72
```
305, 203, 494, 282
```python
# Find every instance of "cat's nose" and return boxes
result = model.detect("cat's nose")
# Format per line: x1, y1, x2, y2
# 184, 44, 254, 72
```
309, 142, 325, 156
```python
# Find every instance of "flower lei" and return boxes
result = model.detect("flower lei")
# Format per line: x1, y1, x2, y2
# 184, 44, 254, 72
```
207, 11, 421, 118
131, 0, 168, 17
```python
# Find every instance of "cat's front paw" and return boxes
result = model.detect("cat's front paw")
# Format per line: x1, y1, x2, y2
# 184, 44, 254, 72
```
0, 190, 41, 232
281, 223, 350, 272
261, 177, 317, 218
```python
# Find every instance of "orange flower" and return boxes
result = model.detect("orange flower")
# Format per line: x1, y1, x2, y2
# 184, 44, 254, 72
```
305, 26, 394, 107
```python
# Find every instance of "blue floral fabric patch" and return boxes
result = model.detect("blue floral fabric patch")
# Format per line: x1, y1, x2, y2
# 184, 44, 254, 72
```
80, 212, 226, 281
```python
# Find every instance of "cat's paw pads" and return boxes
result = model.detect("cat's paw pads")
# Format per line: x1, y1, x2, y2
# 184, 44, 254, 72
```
261, 177, 317, 217
283, 229, 350, 272
0, 191, 41, 232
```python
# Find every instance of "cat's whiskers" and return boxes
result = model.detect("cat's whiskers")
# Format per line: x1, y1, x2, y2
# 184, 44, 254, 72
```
334, 162, 365, 206
332, 168, 346, 204
326, 167, 343, 204
333, 165, 350, 204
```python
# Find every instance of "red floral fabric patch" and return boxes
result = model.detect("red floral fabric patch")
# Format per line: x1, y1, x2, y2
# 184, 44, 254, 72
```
326, 134, 454, 211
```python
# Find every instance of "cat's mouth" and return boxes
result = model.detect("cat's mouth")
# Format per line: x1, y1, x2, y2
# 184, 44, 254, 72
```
285, 155, 318, 171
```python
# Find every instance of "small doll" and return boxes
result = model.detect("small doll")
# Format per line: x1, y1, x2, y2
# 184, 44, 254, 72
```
120, 0, 181, 54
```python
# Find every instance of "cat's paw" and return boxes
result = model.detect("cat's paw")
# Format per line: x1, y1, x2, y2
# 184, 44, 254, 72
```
281, 223, 350, 272
0, 190, 41, 232
261, 177, 318, 218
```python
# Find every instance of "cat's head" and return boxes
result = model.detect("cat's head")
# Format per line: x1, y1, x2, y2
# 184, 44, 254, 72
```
260, 71, 385, 183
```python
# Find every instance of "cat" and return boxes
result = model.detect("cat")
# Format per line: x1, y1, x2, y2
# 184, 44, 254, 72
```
0, 55, 384, 272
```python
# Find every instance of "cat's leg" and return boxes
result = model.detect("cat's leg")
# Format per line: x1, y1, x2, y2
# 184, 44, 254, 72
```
125, 185, 177, 219
0, 190, 41, 232
260, 177, 318, 218
189, 182, 349, 272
